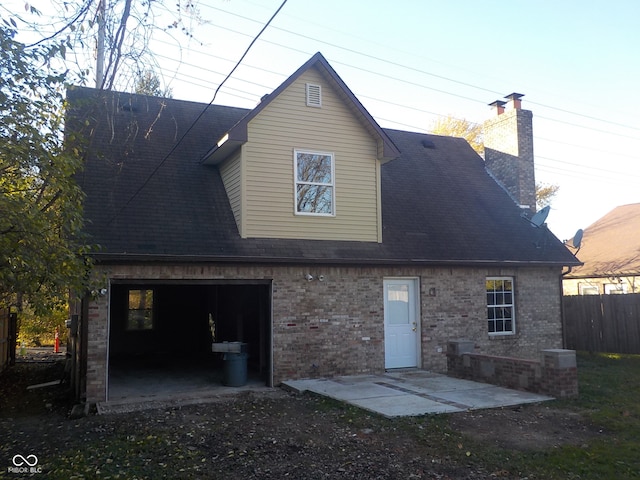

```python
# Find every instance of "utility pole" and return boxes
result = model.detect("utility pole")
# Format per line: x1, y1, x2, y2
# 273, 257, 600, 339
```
96, 0, 105, 88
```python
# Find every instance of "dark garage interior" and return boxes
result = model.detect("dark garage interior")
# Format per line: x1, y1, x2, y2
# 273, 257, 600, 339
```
107, 281, 272, 401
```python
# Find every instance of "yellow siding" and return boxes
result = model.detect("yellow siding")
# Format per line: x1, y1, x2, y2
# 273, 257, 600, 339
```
219, 150, 243, 236
244, 68, 380, 242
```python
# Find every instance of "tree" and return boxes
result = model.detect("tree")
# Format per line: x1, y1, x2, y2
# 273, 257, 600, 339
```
535, 183, 560, 210
430, 115, 559, 209
0, 20, 91, 315
7, 0, 204, 92
135, 69, 173, 98
431, 115, 484, 155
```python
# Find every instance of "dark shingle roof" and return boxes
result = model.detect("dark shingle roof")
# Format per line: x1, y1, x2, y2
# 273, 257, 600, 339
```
68, 86, 578, 267
565, 203, 640, 277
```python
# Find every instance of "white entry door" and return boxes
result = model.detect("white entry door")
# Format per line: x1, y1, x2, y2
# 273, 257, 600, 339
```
384, 278, 419, 369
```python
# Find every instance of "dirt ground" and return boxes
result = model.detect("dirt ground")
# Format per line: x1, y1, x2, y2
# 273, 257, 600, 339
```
0, 354, 599, 479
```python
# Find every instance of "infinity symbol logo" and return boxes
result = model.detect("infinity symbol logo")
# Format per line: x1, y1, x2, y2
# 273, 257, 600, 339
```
12, 454, 38, 467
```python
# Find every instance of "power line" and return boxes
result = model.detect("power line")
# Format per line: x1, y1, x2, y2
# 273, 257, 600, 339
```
8, 0, 640, 138
152, 46, 640, 179
106, 0, 289, 226
167, 20, 640, 142
193, 3, 640, 135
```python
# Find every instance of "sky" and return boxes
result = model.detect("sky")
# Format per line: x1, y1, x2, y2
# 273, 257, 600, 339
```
4, 0, 640, 242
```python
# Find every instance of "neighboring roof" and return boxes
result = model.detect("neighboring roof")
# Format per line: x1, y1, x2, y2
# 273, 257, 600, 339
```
202, 52, 399, 165
565, 203, 640, 278
67, 88, 578, 268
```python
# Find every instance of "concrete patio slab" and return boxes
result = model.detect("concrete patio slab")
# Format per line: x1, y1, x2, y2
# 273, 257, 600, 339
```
283, 371, 553, 418
350, 394, 461, 417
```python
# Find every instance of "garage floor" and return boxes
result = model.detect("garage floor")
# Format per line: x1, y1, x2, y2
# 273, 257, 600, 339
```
101, 360, 269, 414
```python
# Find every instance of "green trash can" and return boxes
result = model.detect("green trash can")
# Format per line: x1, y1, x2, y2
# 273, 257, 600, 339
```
222, 352, 248, 387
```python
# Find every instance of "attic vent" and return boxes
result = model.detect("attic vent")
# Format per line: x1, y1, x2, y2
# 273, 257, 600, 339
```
306, 83, 322, 107
421, 139, 435, 149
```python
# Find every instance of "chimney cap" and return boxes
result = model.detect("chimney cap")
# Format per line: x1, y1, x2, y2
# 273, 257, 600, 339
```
488, 100, 507, 108
504, 92, 524, 101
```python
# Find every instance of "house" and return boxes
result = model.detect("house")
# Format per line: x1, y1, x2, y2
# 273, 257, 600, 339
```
66, 53, 579, 404
563, 203, 640, 295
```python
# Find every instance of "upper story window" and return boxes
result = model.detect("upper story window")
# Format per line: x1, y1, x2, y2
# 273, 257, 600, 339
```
486, 277, 515, 335
127, 288, 154, 331
294, 150, 335, 216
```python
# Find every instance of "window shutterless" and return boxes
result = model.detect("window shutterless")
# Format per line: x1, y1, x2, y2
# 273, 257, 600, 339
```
486, 277, 515, 335
294, 149, 335, 216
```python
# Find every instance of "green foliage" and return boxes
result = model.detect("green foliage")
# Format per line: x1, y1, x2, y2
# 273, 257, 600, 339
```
0, 19, 92, 314
135, 69, 173, 98
536, 182, 560, 209
430, 115, 560, 208
431, 114, 484, 155
17, 302, 69, 347
456, 352, 640, 479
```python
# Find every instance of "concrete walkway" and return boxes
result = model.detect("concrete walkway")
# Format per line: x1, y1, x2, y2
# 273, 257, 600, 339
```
283, 370, 552, 418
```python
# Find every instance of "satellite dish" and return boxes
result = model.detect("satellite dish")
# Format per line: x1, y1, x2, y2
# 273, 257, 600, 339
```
572, 229, 584, 249
529, 205, 550, 227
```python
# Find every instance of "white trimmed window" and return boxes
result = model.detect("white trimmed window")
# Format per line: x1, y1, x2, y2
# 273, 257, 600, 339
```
579, 283, 599, 295
605, 283, 627, 294
486, 277, 515, 335
294, 149, 335, 215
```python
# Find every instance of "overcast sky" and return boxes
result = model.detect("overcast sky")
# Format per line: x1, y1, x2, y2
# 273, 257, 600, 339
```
5, 0, 640, 242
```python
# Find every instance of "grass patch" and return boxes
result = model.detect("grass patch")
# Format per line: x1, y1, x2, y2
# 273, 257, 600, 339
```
313, 354, 640, 478
453, 352, 640, 479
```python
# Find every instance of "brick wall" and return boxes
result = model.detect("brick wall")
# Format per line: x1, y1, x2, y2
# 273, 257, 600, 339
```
84, 263, 563, 403
447, 340, 578, 398
85, 295, 109, 403
483, 107, 536, 212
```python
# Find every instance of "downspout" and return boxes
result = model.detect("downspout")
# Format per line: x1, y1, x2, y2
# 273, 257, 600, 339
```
560, 266, 573, 349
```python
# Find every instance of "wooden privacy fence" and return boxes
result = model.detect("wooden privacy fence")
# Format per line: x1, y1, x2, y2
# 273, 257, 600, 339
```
563, 293, 640, 354
1, 309, 17, 373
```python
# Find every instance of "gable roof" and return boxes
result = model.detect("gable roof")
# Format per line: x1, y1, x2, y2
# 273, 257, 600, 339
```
201, 52, 400, 165
565, 203, 640, 278
68, 85, 578, 268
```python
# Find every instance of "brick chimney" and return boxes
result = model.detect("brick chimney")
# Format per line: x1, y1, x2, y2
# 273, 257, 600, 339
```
483, 93, 536, 212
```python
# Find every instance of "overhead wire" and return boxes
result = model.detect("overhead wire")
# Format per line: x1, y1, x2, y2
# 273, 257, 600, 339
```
162, 17, 640, 144
146, 41, 640, 181
105, 0, 289, 226
14, 0, 634, 189
195, 2, 640, 134
7, 0, 640, 138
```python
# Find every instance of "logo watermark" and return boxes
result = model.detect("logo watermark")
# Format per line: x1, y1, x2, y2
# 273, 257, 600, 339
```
7, 454, 42, 474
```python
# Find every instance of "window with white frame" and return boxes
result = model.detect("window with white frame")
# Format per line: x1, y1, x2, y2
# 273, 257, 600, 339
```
605, 283, 627, 294
579, 283, 599, 295
294, 150, 334, 215
486, 277, 515, 335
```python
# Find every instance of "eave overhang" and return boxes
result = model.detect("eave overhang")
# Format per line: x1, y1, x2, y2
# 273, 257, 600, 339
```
90, 252, 581, 269
201, 52, 400, 166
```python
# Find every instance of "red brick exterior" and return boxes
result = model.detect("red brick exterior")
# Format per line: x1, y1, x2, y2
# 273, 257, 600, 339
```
447, 341, 578, 398
84, 263, 565, 403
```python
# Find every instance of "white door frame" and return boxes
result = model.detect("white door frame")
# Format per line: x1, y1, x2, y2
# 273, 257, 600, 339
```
383, 277, 421, 369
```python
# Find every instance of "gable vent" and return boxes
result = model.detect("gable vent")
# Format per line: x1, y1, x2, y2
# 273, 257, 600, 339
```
306, 83, 322, 107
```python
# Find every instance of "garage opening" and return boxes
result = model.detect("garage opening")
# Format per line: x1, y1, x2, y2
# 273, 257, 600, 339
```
107, 281, 271, 401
